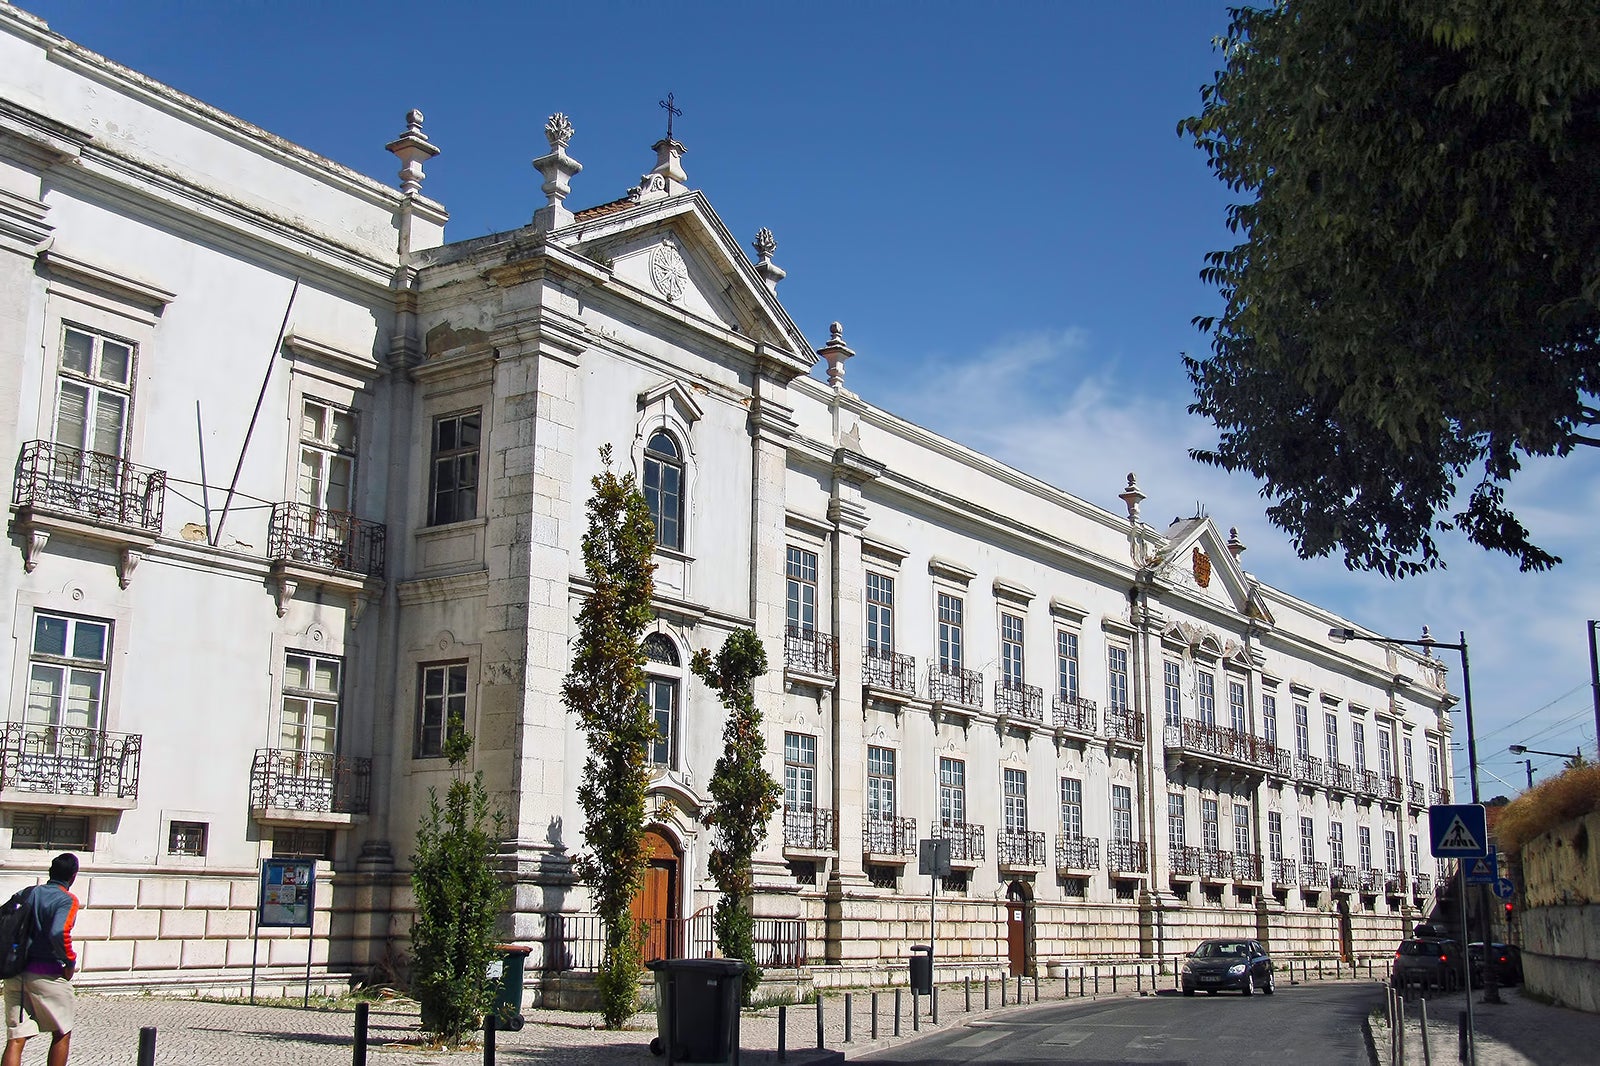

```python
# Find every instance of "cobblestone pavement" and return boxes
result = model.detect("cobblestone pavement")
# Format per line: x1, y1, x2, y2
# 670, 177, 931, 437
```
1370, 983, 1600, 1066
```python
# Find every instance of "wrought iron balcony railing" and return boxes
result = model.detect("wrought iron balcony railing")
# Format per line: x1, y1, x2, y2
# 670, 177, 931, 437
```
1360, 868, 1383, 893
1329, 763, 1358, 793
1053, 693, 1097, 736
928, 664, 983, 709
1295, 754, 1325, 786
1055, 834, 1100, 871
862, 815, 916, 856
1199, 848, 1233, 879
0, 722, 141, 800
1107, 839, 1147, 874
783, 626, 837, 678
783, 805, 836, 851
1234, 853, 1263, 881
1265, 746, 1295, 777
1174, 719, 1262, 767
862, 650, 917, 696
1170, 845, 1201, 876
250, 747, 370, 814
995, 680, 1043, 724
1432, 787, 1452, 806
934, 820, 985, 863
1330, 864, 1359, 891
268, 501, 386, 577
1359, 769, 1381, 797
1383, 775, 1404, 802
997, 829, 1046, 868
13, 440, 165, 533
1407, 782, 1427, 807
1105, 707, 1144, 743
1299, 860, 1329, 887
1271, 858, 1297, 885
1413, 873, 1432, 896
1383, 872, 1403, 895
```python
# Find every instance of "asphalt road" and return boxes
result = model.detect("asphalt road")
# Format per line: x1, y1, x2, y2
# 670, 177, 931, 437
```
858, 981, 1380, 1065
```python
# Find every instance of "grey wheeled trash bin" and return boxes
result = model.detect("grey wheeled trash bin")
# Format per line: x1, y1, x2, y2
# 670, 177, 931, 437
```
648, 958, 746, 1064
909, 944, 933, 995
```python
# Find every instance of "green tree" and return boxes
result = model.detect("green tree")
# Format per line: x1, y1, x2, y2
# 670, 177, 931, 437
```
692, 630, 782, 1001
410, 723, 509, 1045
1180, 1, 1600, 577
562, 445, 658, 1029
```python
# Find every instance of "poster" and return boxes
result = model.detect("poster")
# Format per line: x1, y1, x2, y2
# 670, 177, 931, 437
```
258, 858, 316, 928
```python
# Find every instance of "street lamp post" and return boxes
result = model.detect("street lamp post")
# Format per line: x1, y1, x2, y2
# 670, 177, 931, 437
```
1508, 744, 1582, 761
1588, 620, 1600, 756
1328, 625, 1500, 1013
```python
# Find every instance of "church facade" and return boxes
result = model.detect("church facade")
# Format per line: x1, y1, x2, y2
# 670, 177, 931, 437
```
0, 6, 1457, 993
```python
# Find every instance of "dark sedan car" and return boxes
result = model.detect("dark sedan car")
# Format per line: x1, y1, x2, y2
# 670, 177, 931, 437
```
1181, 938, 1275, 996
1468, 942, 1523, 986
1392, 938, 1464, 991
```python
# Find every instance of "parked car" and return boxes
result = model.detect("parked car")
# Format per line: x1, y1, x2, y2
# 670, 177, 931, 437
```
1391, 938, 1465, 992
1181, 938, 1275, 996
1468, 942, 1523, 987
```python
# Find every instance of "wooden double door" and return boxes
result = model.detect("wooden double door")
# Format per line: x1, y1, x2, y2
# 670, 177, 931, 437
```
630, 830, 682, 963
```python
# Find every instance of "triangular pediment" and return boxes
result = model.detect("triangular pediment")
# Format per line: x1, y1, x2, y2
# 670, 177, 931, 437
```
556, 192, 812, 371
1152, 517, 1268, 623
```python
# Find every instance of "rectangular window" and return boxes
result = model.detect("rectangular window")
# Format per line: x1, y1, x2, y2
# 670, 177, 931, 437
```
1229, 680, 1247, 734
1385, 830, 1398, 873
1358, 826, 1372, 870
1428, 743, 1441, 790
937, 593, 964, 672
428, 410, 481, 525
1300, 816, 1316, 865
939, 757, 966, 827
647, 674, 677, 768
273, 828, 330, 860
281, 652, 341, 757
1197, 670, 1216, 726
784, 733, 817, 811
1353, 722, 1367, 773
1325, 712, 1339, 766
1056, 631, 1080, 702
11, 813, 91, 852
865, 572, 894, 655
167, 820, 208, 857
1263, 695, 1278, 748
1234, 803, 1250, 856
1107, 646, 1129, 711
55, 324, 132, 460
1201, 798, 1220, 850
1003, 768, 1027, 833
786, 547, 818, 636
1403, 738, 1414, 782
1330, 822, 1346, 868
1060, 777, 1083, 838
298, 399, 356, 513
417, 662, 469, 758
27, 612, 111, 732
867, 746, 896, 820
1000, 613, 1025, 688
1163, 660, 1182, 727
1267, 811, 1283, 861
1294, 702, 1310, 757
1111, 784, 1133, 843
1168, 793, 1186, 852
1409, 834, 1419, 874
1378, 727, 1393, 779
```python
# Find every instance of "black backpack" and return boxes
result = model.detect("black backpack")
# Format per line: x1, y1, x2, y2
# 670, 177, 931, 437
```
0, 887, 37, 979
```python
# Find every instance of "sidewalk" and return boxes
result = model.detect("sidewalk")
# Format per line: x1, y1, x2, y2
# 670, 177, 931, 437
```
1370, 984, 1600, 1065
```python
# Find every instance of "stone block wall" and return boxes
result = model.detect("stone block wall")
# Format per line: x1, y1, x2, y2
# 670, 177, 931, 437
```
1518, 811, 1600, 1013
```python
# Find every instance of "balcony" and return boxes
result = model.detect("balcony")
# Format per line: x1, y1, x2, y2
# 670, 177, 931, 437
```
862, 815, 916, 862
1170, 845, 1201, 877
997, 829, 1046, 871
1330, 865, 1359, 892
862, 650, 918, 699
268, 501, 386, 577
1107, 839, 1147, 876
929, 664, 983, 718
783, 626, 837, 680
1052, 694, 1097, 738
1299, 860, 1329, 888
1381, 775, 1404, 803
1329, 763, 1358, 794
1383, 872, 1404, 895
1166, 720, 1273, 774
1199, 848, 1233, 880
1413, 873, 1432, 897
1105, 707, 1144, 745
250, 747, 370, 825
934, 820, 985, 867
1407, 782, 1427, 808
1055, 834, 1100, 873
11, 441, 166, 578
1359, 868, 1383, 894
0, 722, 141, 810
994, 680, 1044, 727
1358, 769, 1381, 798
784, 805, 836, 854
1432, 787, 1452, 806
1271, 858, 1297, 886
1263, 746, 1295, 778
1295, 754, 1325, 787
1234, 853, 1263, 882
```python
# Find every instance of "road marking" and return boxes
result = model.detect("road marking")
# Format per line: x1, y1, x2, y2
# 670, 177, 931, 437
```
950, 1030, 1007, 1048
1043, 1031, 1090, 1046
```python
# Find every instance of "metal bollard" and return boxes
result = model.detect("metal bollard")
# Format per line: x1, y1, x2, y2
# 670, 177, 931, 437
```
1137, 966, 1143, 993
1094, 966, 1100, 996
984, 976, 990, 1010
137, 1027, 157, 1066
1016, 974, 1022, 1004
913, 990, 920, 1032
817, 996, 825, 1049
965, 975, 972, 1012
353, 1002, 369, 1066
1398, 995, 1406, 1065
845, 992, 852, 1044
932, 986, 939, 1025
871, 992, 878, 1041
779, 1004, 787, 1061
1033, 975, 1039, 1002
1001, 974, 1007, 1006
1112, 967, 1118, 994
1079, 966, 1086, 998
1458, 1010, 1468, 1065
482, 1014, 495, 1066
1421, 998, 1433, 1066
895, 988, 902, 1037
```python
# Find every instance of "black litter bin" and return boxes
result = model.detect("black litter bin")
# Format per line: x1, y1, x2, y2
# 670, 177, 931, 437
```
648, 958, 746, 1065
490, 944, 532, 1031
909, 944, 933, 995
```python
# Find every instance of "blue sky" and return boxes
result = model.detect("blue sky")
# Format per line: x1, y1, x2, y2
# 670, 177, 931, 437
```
22, 0, 1599, 796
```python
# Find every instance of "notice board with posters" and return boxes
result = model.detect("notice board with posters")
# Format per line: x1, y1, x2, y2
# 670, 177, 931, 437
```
257, 858, 316, 928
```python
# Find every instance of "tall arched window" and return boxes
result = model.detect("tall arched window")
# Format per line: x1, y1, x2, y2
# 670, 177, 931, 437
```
643, 633, 680, 769
643, 431, 683, 550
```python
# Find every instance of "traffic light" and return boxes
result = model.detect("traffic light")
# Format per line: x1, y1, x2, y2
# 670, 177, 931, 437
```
1504, 901, 1513, 917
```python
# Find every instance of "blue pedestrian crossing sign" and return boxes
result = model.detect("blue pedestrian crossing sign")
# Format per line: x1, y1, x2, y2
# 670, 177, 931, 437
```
1429, 803, 1488, 857
1465, 847, 1498, 884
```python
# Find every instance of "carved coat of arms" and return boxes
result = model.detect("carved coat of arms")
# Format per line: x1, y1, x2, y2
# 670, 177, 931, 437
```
1193, 547, 1212, 588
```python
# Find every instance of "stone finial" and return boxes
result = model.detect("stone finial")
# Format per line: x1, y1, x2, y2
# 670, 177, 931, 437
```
1227, 526, 1246, 559
532, 112, 583, 230
633, 137, 688, 203
753, 228, 786, 293
1118, 473, 1145, 524
817, 321, 855, 389
385, 109, 440, 197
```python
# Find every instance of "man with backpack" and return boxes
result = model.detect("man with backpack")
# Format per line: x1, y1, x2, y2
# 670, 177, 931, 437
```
2, 853, 80, 1066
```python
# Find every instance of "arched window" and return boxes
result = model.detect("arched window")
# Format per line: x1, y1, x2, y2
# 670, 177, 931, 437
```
643, 633, 680, 769
643, 431, 683, 550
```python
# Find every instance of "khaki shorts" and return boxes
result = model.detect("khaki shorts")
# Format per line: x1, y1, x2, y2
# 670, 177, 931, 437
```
3, 972, 75, 1038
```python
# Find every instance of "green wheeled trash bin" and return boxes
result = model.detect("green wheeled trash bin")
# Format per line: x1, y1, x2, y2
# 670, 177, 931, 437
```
490, 944, 532, 1031
647, 958, 746, 1065
909, 944, 933, 995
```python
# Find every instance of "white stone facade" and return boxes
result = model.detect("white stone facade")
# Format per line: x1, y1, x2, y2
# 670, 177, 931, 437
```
0, 6, 1457, 993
